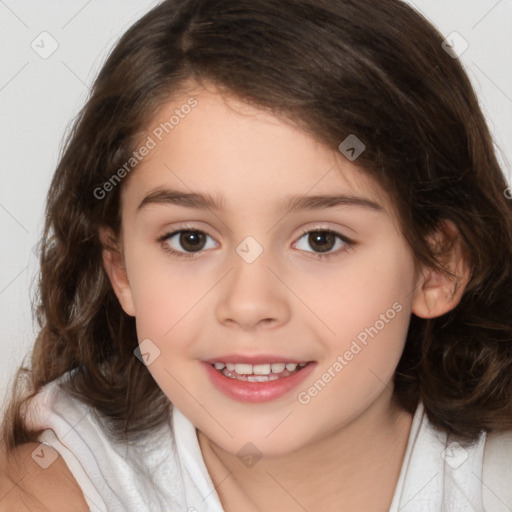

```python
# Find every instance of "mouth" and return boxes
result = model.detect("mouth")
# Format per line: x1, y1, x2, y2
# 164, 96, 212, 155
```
210, 361, 310, 382
202, 358, 316, 403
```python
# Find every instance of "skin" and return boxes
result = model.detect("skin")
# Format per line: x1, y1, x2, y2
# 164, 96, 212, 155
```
102, 83, 470, 511
0, 442, 89, 511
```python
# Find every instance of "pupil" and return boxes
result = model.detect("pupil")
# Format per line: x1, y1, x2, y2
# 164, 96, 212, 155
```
181, 231, 204, 252
310, 231, 334, 253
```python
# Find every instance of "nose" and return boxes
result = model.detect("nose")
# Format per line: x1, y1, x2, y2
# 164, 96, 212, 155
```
215, 251, 291, 331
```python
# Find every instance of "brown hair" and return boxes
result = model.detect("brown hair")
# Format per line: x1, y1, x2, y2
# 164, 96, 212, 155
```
3, 0, 512, 449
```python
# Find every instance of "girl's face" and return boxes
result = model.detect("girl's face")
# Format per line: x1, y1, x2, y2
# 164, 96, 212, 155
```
107, 85, 428, 457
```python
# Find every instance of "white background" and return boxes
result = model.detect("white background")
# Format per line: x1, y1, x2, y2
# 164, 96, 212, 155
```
1, 0, 511, 410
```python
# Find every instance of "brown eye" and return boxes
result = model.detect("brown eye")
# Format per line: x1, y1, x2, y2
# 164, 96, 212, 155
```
160, 229, 217, 257
307, 231, 336, 253
178, 230, 207, 252
293, 228, 354, 260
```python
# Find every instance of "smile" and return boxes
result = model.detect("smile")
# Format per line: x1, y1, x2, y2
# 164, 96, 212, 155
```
212, 362, 308, 382
203, 360, 316, 402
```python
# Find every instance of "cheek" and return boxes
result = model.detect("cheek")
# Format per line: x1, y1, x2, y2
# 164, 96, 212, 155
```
125, 251, 205, 401
125, 242, 211, 337
124, 246, 223, 399
312, 238, 415, 382
306, 237, 414, 334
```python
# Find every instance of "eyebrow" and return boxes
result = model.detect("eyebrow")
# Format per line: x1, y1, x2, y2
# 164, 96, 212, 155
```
136, 187, 383, 214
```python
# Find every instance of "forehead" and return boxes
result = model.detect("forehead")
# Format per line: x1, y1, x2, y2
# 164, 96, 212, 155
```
121, 85, 394, 217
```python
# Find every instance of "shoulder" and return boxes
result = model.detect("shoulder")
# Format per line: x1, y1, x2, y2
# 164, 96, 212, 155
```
484, 428, 512, 469
481, 430, 512, 511
0, 442, 89, 512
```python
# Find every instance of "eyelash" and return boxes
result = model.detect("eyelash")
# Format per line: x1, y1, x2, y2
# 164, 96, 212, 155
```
157, 225, 356, 261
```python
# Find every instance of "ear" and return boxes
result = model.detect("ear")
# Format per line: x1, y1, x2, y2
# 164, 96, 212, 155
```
412, 220, 471, 319
99, 227, 135, 317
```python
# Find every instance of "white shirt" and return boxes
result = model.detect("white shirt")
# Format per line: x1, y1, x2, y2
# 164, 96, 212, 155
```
24, 372, 512, 512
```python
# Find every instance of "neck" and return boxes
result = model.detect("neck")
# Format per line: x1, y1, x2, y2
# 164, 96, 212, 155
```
197, 390, 414, 512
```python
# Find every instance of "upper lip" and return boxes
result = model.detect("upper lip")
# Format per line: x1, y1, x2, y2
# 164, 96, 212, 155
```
202, 354, 312, 365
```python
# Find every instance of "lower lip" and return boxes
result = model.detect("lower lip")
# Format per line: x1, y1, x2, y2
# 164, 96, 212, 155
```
202, 361, 317, 403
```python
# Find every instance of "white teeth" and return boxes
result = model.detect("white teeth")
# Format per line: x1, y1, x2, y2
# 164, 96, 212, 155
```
253, 364, 271, 375
234, 363, 253, 375
271, 363, 286, 373
247, 375, 274, 382
211, 361, 309, 377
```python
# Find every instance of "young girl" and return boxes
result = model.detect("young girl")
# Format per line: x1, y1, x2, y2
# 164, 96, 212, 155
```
1, 0, 512, 511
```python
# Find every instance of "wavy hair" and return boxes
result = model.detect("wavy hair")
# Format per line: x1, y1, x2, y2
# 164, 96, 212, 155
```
3, 0, 512, 449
